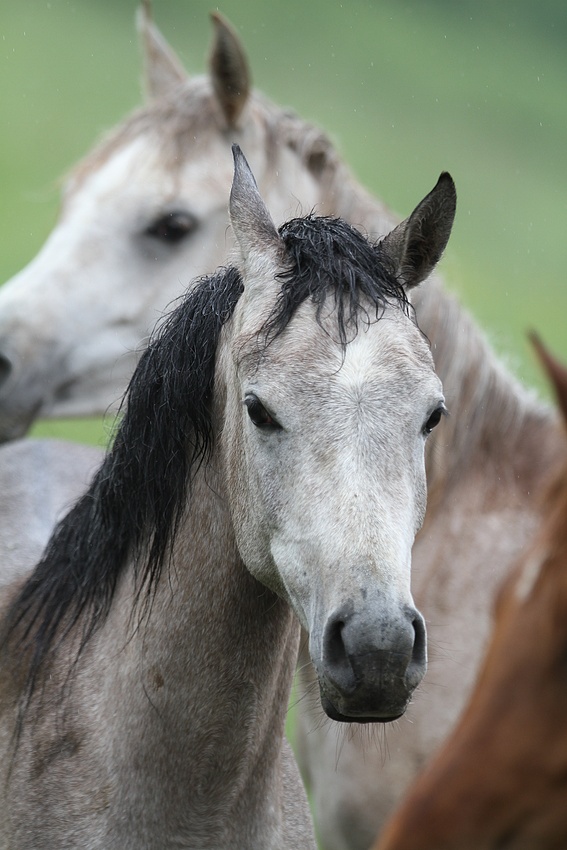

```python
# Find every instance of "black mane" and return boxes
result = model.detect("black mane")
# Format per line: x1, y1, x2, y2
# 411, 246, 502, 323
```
2, 214, 408, 704
270, 214, 409, 344
3, 266, 243, 704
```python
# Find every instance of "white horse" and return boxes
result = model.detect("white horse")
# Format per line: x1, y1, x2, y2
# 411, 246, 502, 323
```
0, 147, 454, 849
0, 8, 561, 849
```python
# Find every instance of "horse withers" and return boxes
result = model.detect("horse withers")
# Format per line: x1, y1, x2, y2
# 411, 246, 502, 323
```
0, 148, 455, 849
375, 338, 567, 850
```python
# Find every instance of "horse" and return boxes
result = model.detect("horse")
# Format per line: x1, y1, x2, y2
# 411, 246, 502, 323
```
0, 146, 455, 849
0, 7, 562, 848
374, 336, 567, 850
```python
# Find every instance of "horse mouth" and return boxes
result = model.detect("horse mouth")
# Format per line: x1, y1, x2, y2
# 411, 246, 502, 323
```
321, 694, 405, 724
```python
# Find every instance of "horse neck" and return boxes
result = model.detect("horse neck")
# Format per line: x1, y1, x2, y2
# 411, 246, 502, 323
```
115, 469, 296, 798
14, 467, 300, 842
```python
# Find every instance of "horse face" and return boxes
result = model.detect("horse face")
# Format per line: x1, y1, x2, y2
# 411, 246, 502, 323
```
218, 148, 454, 722
0, 18, 321, 441
0, 132, 215, 436
224, 305, 442, 722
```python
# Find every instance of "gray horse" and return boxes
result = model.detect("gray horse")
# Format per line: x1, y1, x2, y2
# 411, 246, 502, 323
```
0, 148, 454, 849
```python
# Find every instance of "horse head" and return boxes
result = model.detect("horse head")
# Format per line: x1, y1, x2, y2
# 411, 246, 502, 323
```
0, 8, 327, 439
219, 147, 455, 721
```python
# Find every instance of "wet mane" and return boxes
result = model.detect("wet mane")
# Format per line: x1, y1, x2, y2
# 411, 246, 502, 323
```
270, 214, 409, 345
2, 212, 406, 708
2, 266, 243, 706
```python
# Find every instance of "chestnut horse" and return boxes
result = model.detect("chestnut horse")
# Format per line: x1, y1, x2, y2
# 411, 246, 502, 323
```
376, 336, 567, 850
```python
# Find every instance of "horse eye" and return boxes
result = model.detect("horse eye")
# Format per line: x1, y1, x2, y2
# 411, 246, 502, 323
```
145, 211, 197, 244
244, 395, 281, 430
423, 404, 447, 436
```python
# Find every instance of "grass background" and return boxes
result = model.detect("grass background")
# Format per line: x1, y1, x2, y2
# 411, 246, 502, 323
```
1, 0, 567, 445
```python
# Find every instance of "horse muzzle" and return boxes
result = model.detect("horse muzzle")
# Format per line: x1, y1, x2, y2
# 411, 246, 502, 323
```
314, 601, 427, 723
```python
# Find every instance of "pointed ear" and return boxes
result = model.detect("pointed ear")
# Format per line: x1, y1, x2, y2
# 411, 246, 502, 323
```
229, 145, 280, 263
381, 173, 457, 290
137, 1, 187, 101
530, 333, 567, 425
209, 12, 251, 128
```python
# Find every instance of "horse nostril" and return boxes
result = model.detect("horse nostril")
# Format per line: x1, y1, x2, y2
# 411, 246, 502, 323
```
406, 611, 427, 689
0, 352, 12, 388
412, 613, 427, 663
322, 612, 356, 693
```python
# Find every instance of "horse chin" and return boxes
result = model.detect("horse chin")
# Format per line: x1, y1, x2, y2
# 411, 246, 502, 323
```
320, 694, 406, 724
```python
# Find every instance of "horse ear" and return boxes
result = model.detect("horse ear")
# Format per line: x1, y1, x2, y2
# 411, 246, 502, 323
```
209, 12, 251, 128
380, 173, 457, 290
530, 333, 567, 425
229, 145, 280, 263
137, 0, 187, 101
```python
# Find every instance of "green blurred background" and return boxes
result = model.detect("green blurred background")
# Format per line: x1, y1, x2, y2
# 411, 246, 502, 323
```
1, 0, 566, 446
